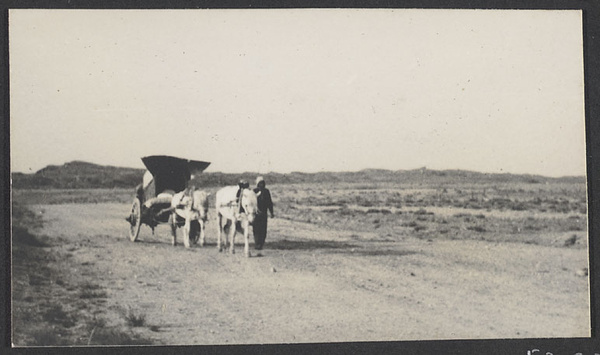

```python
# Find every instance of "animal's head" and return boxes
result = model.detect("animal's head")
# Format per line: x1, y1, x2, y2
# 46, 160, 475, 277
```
240, 189, 259, 224
192, 190, 210, 222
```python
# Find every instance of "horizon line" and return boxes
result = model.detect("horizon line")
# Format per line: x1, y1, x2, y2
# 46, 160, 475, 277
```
10, 160, 587, 180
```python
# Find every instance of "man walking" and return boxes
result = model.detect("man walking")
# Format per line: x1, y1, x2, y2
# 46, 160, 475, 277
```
253, 176, 274, 250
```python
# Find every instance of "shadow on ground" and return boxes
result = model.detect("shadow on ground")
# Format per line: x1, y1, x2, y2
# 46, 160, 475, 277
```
330, 248, 419, 257
132, 237, 419, 257
267, 238, 419, 257
267, 238, 358, 251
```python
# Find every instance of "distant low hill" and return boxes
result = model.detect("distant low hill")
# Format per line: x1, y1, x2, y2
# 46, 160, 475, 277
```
10, 161, 585, 189
11, 161, 145, 189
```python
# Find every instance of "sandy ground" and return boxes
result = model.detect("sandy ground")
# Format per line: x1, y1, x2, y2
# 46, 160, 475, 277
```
13, 202, 590, 345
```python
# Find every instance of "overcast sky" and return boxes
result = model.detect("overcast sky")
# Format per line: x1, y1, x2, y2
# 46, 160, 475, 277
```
9, 9, 585, 177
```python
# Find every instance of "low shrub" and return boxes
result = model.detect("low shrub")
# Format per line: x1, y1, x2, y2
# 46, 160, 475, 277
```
414, 225, 427, 232
79, 283, 107, 299
125, 308, 146, 327
467, 226, 486, 233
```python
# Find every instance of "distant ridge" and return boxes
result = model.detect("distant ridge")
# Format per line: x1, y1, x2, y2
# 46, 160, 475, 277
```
12, 161, 145, 189
11, 161, 586, 189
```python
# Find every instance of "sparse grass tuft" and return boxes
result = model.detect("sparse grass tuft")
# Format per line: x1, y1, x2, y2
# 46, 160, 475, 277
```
42, 304, 76, 328
366, 208, 392, 214
414, 208, 434, 215
453, 213, 472, 218
413, 224, 428, 232
125, 307, 147, 327
338, 207, 355, 216
79, 283, 107, 299
511, 203, 527, 211
467, 226, 487, 233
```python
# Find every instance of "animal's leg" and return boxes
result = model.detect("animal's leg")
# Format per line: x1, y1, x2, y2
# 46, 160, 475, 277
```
216, 212, 223, 252
243, 220, 251, 258
169, 213, 177, 246
223, 221, 230, 251
183, 212, 191, 249
199, 219, 205, 247
229, 221, 236, 254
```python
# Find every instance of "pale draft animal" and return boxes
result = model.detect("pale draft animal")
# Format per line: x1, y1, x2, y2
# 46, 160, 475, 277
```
168, 188, 210, 248
215, 185, 259, 257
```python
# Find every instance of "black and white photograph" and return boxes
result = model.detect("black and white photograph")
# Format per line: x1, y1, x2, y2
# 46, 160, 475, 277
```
8, 7, 591, 348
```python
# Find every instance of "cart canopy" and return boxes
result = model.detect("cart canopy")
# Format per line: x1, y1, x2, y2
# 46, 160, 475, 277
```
141, 155, 211, 194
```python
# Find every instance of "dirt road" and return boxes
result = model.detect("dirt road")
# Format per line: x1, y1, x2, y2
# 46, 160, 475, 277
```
13, 202, 590, 345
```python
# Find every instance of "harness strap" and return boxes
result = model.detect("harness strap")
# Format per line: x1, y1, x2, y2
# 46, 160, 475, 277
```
218, 190, 247, 219
174, 189, 199, 214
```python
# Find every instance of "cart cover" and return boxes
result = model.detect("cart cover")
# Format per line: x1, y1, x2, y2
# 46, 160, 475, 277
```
141, 155, 211, 194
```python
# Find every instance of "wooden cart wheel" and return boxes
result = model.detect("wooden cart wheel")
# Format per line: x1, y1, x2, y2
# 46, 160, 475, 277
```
128, 197, 142, 242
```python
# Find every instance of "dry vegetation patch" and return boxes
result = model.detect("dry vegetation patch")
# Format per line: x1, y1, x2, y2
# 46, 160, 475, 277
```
11, 201, 156, 346
275, 182, 587, 248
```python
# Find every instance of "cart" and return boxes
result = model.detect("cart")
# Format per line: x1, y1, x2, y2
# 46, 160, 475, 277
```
126, 155, 211, 242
